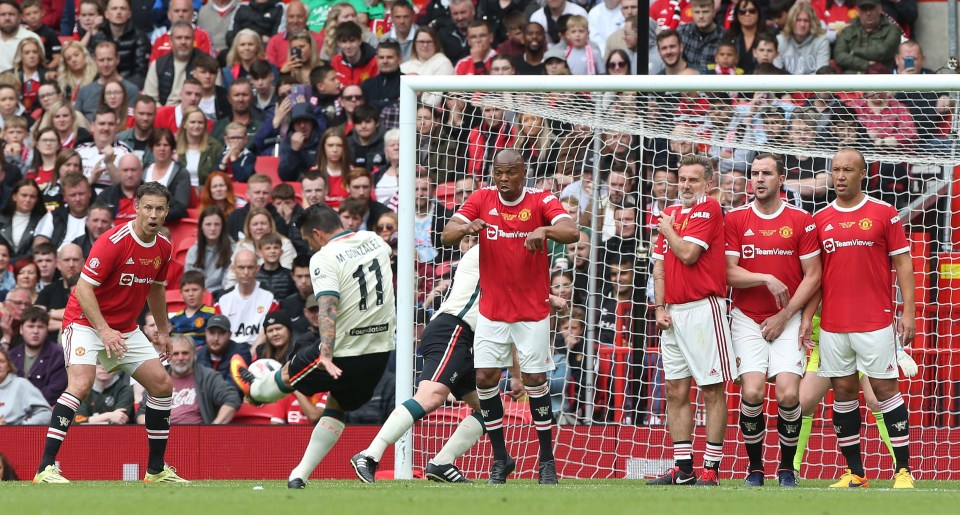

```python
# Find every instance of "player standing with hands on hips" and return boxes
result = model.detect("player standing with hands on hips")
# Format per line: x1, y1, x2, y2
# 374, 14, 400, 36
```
724, 154, 822, 487
648, 154, 736, 487
34, 183, 186, 484
442, 149, 579, 484
811, 148, 917, 489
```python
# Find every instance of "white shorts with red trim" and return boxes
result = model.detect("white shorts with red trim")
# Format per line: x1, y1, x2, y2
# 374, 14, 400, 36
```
474, 314, 554, 374
817, 325, 898, 379
61, 323, 158, 374
660, 296, 735, 385
730, 308, 806, 379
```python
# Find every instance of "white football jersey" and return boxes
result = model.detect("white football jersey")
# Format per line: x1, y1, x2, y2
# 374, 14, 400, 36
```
433, 245, 479, 331
215, 285, 280, 346
311, 230, 396, 357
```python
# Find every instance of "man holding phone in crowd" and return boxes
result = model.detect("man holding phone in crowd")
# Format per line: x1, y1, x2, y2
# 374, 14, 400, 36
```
894, 40, 954, 151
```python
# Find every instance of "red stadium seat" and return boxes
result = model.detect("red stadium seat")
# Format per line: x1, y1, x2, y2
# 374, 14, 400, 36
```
165, 288, 185, 314
256, 156, 281, 184
174, 234, 196, 264
166, 259, 184, 290
233, 181, 247, 199
166, 218, 197, 246
286, 181, 303, 204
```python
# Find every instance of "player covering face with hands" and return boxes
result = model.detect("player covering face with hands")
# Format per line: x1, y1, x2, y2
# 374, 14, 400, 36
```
34, 182, 186, 484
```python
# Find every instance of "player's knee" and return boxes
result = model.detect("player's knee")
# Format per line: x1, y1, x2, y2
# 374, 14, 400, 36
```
521, 372, 546, 386
664, 379, 689, 401
475, 369, 500, 388
776, 391, 799, 407
147, 374, 174, 397
700, 383, 725, 403
740, 384, 765, 405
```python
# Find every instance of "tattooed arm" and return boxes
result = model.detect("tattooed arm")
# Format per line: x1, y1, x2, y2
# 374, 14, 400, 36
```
316, 294, 343, 379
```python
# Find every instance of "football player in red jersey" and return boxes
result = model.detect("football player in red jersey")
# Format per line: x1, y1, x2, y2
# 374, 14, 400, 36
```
35, 182, 187, 484
811, 148, 916, 489
441, 149, 579, 484
648, 154, 735, 486
725, 154, 822, 488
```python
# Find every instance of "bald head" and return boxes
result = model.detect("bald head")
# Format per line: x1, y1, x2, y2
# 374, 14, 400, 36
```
57, 243, 84, 278
118, 154, 143, 190
835, 147, 866, 170
235, 248, 257, 266
494, 148, 524, 168
286, 0, 308, 32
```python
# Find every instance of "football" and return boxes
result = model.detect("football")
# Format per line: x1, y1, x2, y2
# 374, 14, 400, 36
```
247, 358, 282, 378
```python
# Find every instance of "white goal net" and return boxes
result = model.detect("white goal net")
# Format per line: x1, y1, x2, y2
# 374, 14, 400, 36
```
396, 75, 960, 481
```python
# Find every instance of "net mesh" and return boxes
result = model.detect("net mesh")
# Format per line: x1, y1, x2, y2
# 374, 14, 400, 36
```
407, 86, 960, 480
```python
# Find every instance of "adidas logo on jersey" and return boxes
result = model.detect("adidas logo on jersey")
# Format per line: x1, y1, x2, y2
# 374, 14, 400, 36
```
824, 224, 834, 232
125, 258, 135, 265
709, 368, 718, 376
887, 364, 895, 371
744, 229, 754, 236
488, 208, 499, 216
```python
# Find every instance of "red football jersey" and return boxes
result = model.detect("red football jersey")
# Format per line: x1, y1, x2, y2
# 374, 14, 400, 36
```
65, 222, 172, 333
814, 196, 911, 333
725, 202, 820, 324
652, 196, 726, 305
453, 187, 571, 322
650, 0, 692, 30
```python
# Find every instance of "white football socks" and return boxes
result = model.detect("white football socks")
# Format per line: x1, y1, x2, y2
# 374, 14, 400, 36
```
432, 414, 484, 466
289, 416, 345, 481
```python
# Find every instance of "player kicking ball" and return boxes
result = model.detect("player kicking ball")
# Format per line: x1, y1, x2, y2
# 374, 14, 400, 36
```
810, 148, 917, 488
34, 182, 187, 484
231, 204, 395, 489
724, 154, 822, 487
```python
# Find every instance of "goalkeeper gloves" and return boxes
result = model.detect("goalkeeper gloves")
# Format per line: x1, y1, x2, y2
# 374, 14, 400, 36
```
897, 346, 919, 378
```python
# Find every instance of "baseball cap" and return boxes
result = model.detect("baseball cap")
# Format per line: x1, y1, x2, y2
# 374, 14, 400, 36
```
543, 47, 567, 63
206, 314, 231, 331
857, 0, 879, 6
305, 295, 318, 311
290, 103, 316, 125
264, 310, 292, 331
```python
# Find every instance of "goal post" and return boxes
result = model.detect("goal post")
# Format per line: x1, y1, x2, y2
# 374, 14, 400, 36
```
396, 74, 960, 480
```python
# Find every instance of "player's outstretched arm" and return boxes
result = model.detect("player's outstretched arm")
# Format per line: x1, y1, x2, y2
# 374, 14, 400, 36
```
441, 217, 486, 246
146, 282, 172, 358
892, 252, 916, 346
316, 294, 343, 379
75, 279, 127, 359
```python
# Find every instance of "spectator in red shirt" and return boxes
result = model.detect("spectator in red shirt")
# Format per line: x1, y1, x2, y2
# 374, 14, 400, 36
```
330, 21, 379, 87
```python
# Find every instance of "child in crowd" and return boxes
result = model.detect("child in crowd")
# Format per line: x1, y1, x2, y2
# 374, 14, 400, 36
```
558, 15, 604, 75
21, 0, 60, 75
752, 34, 780, 69
2, 116, 31, 168
169, 271, 216, 347
218, 122, 256, 182
255, 232, 296, 299
708, 41, 743, 75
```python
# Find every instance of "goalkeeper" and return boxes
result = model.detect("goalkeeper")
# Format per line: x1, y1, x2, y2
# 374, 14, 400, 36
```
793, 312, 919, 477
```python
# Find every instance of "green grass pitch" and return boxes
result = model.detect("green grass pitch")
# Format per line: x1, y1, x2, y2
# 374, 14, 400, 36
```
3, 480, 960, 515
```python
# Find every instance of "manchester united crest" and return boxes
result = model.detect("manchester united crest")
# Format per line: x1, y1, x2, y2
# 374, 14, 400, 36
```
154, 256, 162, 269
779, 226, 793, 238
859, 218, 873, 230
518, 208, 531, 221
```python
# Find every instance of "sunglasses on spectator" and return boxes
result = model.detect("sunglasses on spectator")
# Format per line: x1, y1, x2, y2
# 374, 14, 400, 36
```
608, 61, 627, 69
377, 224, 395, 231
739, 7, 758, 14
342, 95, 363, 101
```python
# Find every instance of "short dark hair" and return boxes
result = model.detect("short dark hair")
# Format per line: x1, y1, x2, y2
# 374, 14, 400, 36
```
656, 29, 680, 45
192, 53, 219, 74
229, 77, 253, 94
335, 21, 363, 42
754, 32, 778, 51
353, 103, 379, 123
377, 39, 401, 56
297, 203, 343, 235
89, 199, 112, 213
753, 153, 786, 175
21, 0, 41, 11
136, 182, 171, 204
338, 197, 367, 217
0, 0, 22, 14
150, 127, 176, 149
391, 1, 414, 14
182, 76, 202, 90
292, 254, 311, 270
310, 65, 335, 87
249, 59, 273, 79
94, 40, 118, 56
179, 270, 205, 288
257, 232, 283, 249
32, 241, 56, 257
271, 182, 295, 201
134, 94, 156, 107
21, 306, 48, 325
93, 105, 118, 121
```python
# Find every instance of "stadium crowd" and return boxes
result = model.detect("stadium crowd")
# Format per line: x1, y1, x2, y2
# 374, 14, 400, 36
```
0, 0, 953, 432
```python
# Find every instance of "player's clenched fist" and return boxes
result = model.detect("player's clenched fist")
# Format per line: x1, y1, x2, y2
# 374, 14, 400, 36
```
464, 218, 487, 236
658, 212, 675, 235
655, 306, 672, 330
524, 227, 548, 253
